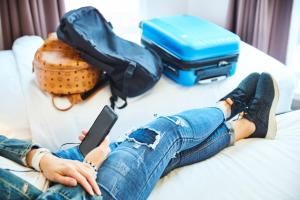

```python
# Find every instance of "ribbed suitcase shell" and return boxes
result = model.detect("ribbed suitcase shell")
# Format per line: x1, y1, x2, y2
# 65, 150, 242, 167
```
141, 15, 240, 86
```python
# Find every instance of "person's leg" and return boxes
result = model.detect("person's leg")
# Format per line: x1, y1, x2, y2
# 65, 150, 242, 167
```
39, 73, 274, 199
36, 107, 226, 200
96, 107, 227, 200
161, 122, 231, 177
160, 72, 279, 176
50, 73, 261, 199
33, 110, 256, 200
161, 116, 255, 176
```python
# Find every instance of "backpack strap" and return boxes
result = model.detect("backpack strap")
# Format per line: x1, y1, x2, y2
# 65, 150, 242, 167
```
110, 61, 136, 110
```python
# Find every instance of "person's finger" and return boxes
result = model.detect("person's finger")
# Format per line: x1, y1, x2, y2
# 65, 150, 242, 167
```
79, 131, 88, 141
82, 130, 88, 135
65, 167, 95, 196
53, 174, 77, 186
81, 162, 97, 178
79, 134, 85, 141
77, 164, 101, 196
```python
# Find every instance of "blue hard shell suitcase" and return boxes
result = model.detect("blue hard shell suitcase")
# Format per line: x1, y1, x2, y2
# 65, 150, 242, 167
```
141, 15, 240, 86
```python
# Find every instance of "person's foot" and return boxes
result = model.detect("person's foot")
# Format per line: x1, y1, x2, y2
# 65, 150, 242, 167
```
243, 73, 279, 139
220, 72, 260, 120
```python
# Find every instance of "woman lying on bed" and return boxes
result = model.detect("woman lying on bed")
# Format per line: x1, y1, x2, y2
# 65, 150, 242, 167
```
0, 72, 279, 200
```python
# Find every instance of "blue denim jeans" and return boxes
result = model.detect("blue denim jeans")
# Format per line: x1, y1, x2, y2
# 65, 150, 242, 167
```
1, 107, 232, 200
44, 107, 232, 200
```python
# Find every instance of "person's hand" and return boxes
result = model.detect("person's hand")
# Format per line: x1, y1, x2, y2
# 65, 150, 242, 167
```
79, 130, 111, 169
39, 153, 101, 196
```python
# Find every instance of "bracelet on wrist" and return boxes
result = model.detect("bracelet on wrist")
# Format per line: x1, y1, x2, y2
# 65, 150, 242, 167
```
84, 160, 98, 172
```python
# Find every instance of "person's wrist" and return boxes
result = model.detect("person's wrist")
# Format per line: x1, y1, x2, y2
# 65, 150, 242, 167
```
26, 148, 37, 167
31, 148, 51, 172
83, 160, 98, 172
39, 153, 57, 173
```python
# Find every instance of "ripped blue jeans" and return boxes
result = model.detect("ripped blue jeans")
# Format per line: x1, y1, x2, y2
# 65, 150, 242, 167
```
45, 107, 233, 200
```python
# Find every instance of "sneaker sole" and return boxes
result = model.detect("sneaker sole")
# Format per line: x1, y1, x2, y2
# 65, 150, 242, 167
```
265, 75, 280, 139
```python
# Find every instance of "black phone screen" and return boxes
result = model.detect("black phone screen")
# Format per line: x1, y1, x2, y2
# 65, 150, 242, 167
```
79, 105, 118, 156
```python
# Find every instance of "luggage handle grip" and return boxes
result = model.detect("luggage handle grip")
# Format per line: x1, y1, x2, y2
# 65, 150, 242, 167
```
196, 63, 232, 84
197, 75, 227, 84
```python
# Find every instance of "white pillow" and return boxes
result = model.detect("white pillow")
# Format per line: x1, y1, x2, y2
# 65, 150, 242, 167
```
0, 50, 31, 140
12, 35, 296, 151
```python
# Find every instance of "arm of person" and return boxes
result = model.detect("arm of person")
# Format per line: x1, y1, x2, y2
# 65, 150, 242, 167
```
0, 134, 102, 196
38, 152, 101, 196
0, 134, 37, 166
80, 130, 111, 169
35, 131, 110, 196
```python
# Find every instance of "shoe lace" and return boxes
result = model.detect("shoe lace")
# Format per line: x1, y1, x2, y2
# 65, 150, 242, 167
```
243, 97, 267, 122
230, 88, 248, 110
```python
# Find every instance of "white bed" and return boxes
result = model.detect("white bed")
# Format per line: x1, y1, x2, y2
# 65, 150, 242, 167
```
0, 34, 299, 199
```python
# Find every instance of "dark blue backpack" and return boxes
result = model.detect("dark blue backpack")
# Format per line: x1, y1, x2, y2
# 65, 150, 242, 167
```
57, 7, 162, 109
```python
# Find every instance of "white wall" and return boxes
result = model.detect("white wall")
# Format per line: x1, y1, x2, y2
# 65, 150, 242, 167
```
187, 0, 230, 28
286, 0, 300, 100
286, 0, 300, 69
140, 0, 188, 20
65, 0, 141, 35
140, 0, 230, 28
0, 14, 3, 50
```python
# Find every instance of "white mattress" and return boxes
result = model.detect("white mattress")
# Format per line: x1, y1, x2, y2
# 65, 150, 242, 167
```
0, 34, 299, 199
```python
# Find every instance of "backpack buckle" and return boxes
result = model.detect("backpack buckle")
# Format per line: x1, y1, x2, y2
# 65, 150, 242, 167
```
126, 61, 136, 77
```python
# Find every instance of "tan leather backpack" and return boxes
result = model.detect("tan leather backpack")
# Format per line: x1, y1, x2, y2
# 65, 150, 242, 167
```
33, 33, 101, 111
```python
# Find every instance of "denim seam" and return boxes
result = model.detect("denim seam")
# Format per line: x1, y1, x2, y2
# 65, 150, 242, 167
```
177, 131, 230, 163
138, 127, 230, 199
98, 182, 118, 200
161, 130, 230, 179
176, 112, 225, 144
100, 149, 144, 199
137, 138, 181, 200
99, 161, 132, 200
176, 115, 226, 145
0, 177, 32, 200
137, 112, 225, 199
137, 119, 219, 199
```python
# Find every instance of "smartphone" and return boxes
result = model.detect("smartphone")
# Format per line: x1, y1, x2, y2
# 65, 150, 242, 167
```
79, 105, 118, 156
